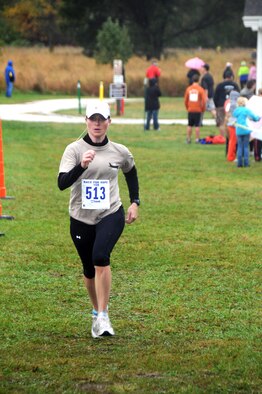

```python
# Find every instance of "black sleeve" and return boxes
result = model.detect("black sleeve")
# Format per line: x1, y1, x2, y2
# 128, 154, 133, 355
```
213, 86, 219, 107
123, 166, 139, 203
201, 78, 208, 90
58, 163, 86, 190
235, 83, 240, 92
145, 88, 149, 110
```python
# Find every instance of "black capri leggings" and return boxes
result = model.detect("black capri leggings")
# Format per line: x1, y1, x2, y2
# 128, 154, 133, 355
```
70, 206, 125, 279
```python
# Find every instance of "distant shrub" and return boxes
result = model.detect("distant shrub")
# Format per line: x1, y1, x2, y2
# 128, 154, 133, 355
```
94, 18, 133, 65
33, 83, 44, 93
126, 78, 144, 97
10, 39, 31, 47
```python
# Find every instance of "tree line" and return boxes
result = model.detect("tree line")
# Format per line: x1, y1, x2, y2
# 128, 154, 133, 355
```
0, 0, 256, 61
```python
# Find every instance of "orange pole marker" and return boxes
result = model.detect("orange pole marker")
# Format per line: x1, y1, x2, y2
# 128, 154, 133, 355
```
121, 98, 125, 115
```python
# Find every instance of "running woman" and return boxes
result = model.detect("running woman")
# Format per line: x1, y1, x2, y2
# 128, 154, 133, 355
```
58, 100, 140, 338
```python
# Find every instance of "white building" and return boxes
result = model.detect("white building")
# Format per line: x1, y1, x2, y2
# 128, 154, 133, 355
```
243, 0, 262, 93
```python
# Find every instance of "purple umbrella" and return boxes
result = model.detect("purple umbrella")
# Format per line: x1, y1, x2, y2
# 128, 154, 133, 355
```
185, 57, 205, 69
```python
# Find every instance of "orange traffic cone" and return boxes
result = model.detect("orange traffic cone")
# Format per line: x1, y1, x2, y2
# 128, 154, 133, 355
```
0, 119, 15, 222
0, 119, 14, 200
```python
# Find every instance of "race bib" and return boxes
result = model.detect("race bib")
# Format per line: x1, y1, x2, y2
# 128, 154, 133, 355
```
82, 179, 110, 209
189, 91, 198, 102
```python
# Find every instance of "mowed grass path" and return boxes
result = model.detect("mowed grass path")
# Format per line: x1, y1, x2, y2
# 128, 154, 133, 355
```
0, 118, 261, 393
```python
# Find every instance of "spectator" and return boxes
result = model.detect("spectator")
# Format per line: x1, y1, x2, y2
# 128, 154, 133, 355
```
146, 59, 161, 82
224, 90, 240, 161
5, 60, 15, 98
240, 79, 256, 99
186, 68, 200, 85
240, 79, 256, 156
237, 61, 249, 89
248, 61, 256, 82
200, 63, 216, 118
233, 96, 260, 167
253, 88, 262, 161
145, 78, 161, 131
184, 74, 206, 144
223, 62, 234, 80
214, 71, 240, 136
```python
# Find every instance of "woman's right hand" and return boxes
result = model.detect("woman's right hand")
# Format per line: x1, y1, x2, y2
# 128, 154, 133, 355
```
81, 149, 96, 169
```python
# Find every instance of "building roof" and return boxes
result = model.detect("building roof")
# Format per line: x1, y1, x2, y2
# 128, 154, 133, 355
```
244, 0, 262, 16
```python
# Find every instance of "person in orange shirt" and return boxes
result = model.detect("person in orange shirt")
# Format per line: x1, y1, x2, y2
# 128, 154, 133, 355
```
146, 59, 161, 81
184, 74, 206, 143
224, 90, 240, 161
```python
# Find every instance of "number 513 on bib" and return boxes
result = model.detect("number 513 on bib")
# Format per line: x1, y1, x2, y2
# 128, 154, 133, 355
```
82, 179, 110, 209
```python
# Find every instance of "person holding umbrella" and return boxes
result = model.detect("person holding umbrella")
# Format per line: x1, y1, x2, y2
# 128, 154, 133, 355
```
185, 57, 204, 85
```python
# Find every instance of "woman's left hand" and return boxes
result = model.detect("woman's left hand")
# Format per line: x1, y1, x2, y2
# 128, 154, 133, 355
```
125, 203, 138, 224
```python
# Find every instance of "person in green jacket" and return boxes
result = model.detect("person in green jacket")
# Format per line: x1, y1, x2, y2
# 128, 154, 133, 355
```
237, 61, 249, 89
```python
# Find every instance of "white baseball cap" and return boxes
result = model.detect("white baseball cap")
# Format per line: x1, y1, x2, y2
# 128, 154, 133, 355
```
86, 100, 110, 119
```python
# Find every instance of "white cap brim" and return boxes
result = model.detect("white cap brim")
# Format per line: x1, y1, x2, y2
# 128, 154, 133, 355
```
86, 100, 110, 118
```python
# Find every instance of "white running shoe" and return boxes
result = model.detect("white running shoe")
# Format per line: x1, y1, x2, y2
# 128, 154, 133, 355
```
91, 312, 98, 337
91, 314, 115, 338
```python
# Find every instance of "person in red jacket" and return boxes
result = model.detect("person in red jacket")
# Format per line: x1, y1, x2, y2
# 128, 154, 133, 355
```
184, 74, 206, 143
146, 59, 161, 81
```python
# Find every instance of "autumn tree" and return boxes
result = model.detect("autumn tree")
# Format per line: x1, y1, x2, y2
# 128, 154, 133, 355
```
3, 0, 63, 50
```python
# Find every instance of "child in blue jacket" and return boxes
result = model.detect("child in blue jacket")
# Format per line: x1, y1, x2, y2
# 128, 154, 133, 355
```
233, 96, 260, 167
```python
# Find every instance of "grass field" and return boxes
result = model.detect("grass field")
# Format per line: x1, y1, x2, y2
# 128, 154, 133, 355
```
0, 110, 261, 392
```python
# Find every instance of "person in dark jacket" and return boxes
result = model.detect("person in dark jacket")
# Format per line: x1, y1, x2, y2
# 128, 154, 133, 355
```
200, 63, 216, 118
240, 79, 256, 99
5, 60, 16, 98
213, 71, 239, 136
223, 62, 234, 80
145, 78, 161, 131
